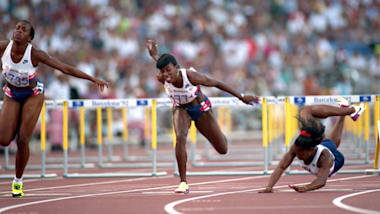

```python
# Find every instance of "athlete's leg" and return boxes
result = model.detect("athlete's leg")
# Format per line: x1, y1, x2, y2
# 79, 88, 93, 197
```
300, 105, 355, 119
195, 110, 227, 154
0, 96, 21, 146
327, 116, 345, 148
172, 106, 192, 183
15, 94, 44, 178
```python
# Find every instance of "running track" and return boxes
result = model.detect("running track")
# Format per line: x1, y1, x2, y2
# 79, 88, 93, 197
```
0, 167, 379, 214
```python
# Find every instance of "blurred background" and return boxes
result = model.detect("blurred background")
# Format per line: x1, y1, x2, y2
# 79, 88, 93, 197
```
0, 0, 379, 152
0, 0, 379, 100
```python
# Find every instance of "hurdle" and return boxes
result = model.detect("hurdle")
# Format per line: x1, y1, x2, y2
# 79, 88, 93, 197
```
0, 101, 57, 179
2, 101, 94, 171
185, 97, 273, 176
96, 101, 173, 169
286, 95, 380, 175
190, 97, 280, 168
62, 99, 167, 178
202, 106, 272, 161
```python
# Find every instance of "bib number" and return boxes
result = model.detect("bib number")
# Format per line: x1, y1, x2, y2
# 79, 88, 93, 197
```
3, 69, 29, 87
171, 94, 188, 104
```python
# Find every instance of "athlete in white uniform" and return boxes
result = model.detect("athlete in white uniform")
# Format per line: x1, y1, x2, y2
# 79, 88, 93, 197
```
146, 40, 260, 194
0, 20, 109, 198
299, 144, 335, 176
259, 98, 365, 193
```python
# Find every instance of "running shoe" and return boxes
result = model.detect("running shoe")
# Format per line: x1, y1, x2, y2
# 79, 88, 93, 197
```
12, 182, 24, 198
350, 103, 366, 121
337, 97, 350, 108
174, 182, 189, 195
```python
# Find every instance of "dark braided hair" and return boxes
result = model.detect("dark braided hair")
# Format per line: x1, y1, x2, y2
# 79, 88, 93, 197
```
294, 117, 325, 149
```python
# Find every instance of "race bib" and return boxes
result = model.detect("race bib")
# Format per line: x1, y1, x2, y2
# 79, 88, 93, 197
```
3, 68, 29, 87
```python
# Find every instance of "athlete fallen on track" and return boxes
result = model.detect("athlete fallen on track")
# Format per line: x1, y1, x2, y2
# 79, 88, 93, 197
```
0, 20, 109, 198
259, 98, 365, 193
146, 40, 260, 194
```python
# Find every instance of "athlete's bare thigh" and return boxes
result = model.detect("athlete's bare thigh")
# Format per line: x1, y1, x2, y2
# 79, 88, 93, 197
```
195, 110, 227, 154
172, 106, 191, 138
17, 94, 44, 140
0, 96, 21, 145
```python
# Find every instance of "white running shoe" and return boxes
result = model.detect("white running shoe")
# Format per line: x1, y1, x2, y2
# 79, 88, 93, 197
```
337, 97, 350, 108
350, 103, 366, 121
174, 182, 189, 195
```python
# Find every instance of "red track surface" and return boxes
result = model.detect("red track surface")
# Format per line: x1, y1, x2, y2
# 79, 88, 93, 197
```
1, 144, 379, 214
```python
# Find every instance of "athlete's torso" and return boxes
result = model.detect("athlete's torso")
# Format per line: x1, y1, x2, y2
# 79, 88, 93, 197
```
300, 144, 335, 176
1, 40, 37, 88
164, 67, 200, 105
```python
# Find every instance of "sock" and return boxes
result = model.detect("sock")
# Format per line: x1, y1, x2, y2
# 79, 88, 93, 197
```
13, 177, 23, 184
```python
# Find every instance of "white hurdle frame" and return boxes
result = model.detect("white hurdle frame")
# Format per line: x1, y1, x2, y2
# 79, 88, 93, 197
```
61, 99, 167, 178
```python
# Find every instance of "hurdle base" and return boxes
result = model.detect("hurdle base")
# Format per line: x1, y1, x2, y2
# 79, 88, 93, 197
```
192, 161, 265, 167
177, 171, 273, 176
99, 162, 173, 168
0, 173, 58, 179
364, 169, 380, 175
287, 169, 379, 175
63, 172, 167, 178
5, 163, 95, 170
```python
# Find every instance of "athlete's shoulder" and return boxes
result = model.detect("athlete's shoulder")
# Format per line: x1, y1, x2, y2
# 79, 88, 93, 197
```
188, 67, 197, 72
30, 44, 48, 66
0, 40, 10, 56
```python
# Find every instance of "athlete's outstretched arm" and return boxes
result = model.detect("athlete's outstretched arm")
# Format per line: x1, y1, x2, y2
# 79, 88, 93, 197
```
145, 40, 164, 84
146, 40, 159, 62
33, 48, 109, 91
186, 70, 259, 105
259, 145, 296, 193
288, 150, 333, 192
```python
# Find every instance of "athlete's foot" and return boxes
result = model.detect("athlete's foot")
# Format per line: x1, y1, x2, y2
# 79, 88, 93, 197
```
174, 182, 189, 195
337, 97, 350, 108
12, 182, 24, 198
350, 103, 366, 121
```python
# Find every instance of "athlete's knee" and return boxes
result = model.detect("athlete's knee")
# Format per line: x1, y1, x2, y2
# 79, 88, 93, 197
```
176, 133, 188, 144
216, 137, 228, 155
0, 132, 14, 146
16, 135, 30, 149
0, 139, 12, 147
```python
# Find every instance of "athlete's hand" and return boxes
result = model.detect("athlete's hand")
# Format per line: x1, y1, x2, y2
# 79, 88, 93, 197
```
240, 94, 261, 105
146, 40, 159, 61
93, 79, 110, 92
258, 187, 273, 193
288, 184, 307, 193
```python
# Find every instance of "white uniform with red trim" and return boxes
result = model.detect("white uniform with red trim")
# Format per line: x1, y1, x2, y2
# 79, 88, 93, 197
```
2, 40, 38, 87
299, 145, 335, 176
164, 67, 200, 105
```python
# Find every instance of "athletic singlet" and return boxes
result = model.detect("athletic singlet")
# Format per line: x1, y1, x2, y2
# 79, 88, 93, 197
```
164, 67, 200, 105
299, 144, 335, 176
1, 40, 37, 87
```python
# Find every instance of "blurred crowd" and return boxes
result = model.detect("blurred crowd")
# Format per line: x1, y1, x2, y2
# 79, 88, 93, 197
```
1, 0, 380, 100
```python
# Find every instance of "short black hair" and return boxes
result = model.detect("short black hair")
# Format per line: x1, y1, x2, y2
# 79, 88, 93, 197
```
20, 20, 35, 40
294, 117, 325, 149
156, 53, 178, 69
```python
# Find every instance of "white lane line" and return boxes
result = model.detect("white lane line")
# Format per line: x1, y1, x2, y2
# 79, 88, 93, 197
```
1, 193, 73, 197
277, 188, 354, 192
0, 179, 43, 185
164, 174, 375, 214
0, 176, 160, 194
333, 189, 380, 214
142, 191, 214, 195
0, 175, 269, 213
